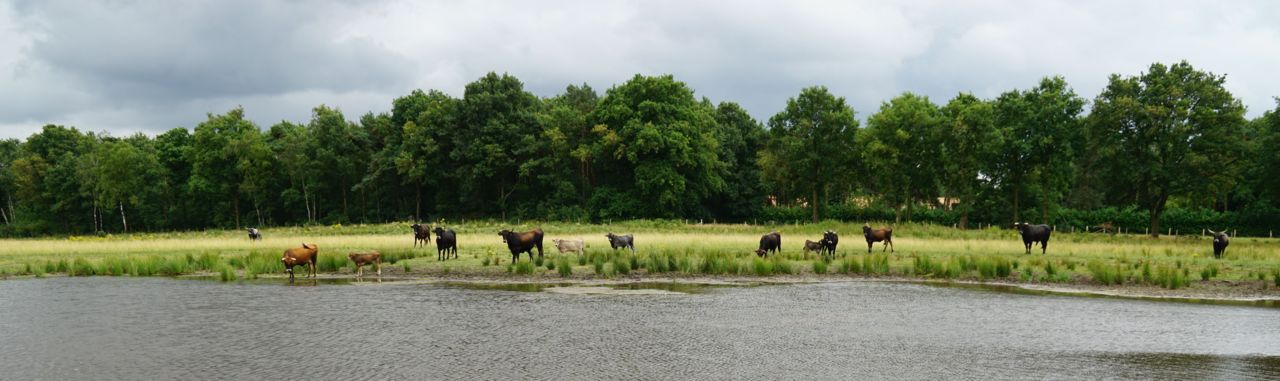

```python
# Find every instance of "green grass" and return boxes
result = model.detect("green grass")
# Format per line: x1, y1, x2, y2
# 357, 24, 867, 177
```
0, 220, 1276, 293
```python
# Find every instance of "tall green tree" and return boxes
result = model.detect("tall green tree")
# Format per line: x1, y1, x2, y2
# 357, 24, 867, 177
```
1089, 61, 1248, 236
1252, 100, 1280, 206
396, 90, 456, 219
707, 101, 767, 220
0, 139, 19, 226
939, 93, 1000, 228
189, 108, 271, 228
529, 84, 599, 219
590, 74, 725, 219
452, 73, 542, 217
308, 105, 368, 221
267, 121, 316, 223
862, 92, 944, 222
991, 76, 1085, 223
762, 86, 859, 223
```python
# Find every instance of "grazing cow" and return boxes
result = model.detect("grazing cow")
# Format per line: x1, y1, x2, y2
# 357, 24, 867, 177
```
820, 230, 839, 257
605, 233, 635, 253
552, 238, 586, 255
1013, 223, 1051, 255
281, 243, 319, 282
347, 251, 381, 278
498, 228, 544, 262
433, 227, 458, 261
246, 228, 262, 241
803, 240, 823, 256
1208, 229, 1230, 259
411, 224, 431, 247
863, 224, 894, 253
756, 231, 781, 257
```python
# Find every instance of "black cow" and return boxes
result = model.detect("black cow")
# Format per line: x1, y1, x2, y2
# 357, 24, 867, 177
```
756, 231, 781, 257
499, 228, 544, 263
411, 224, 431, 247
1014, 223, 1051, 255
246, 228, 262, 241
1208, 229, 1230, 259
433, 227, 458, 261
605, 232, 635, 253
820, 230, 839, 257
863, 224, 894, 253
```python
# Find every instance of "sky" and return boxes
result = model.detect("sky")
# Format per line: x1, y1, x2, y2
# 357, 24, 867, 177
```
0, 0, 1277, 139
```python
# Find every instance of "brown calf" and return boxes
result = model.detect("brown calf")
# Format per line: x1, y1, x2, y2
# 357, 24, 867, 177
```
803, 240, 823, 257
282, 243, 319, 282
348, 251, 381, 277
862, 224, 894, 253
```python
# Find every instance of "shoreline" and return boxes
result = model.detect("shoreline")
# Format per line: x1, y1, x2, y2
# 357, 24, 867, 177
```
34, 271, 1269, 306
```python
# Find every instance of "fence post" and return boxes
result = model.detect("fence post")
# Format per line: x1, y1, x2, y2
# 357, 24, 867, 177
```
1233, 229, 1237, 237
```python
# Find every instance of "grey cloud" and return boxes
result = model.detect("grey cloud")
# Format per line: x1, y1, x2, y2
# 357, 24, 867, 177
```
0, 0, 1277, 139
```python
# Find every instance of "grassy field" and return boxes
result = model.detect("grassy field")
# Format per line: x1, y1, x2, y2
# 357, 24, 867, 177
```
2, 220, 1279, 294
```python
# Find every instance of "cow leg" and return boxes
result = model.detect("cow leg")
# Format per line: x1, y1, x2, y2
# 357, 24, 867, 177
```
867, 242, 872, 253
1041, 240, 1047, 255
376, 261, 382, 277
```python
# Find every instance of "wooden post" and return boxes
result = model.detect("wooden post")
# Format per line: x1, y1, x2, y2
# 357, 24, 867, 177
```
1233, 229, 1237, 237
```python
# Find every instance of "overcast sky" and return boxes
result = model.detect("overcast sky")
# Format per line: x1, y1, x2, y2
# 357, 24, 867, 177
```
1, 0, 1277, 139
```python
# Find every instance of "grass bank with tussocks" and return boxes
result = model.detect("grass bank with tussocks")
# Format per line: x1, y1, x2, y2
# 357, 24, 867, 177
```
2, 220, 1279, 298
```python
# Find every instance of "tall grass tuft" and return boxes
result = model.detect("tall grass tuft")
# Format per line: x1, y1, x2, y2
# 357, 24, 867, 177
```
218, 265, 237, 282
556, 256, 573, 277
613, 255, 631, 275
812, 259, 828, 274
159, 256, 190, 275
1088, 261, 1122, 285
839, 256, 861, 274
752, 257, 774, 276
513, 259, 535, 275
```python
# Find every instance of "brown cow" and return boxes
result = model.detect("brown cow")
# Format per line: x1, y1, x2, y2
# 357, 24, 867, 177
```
863, 224, 894, 253
282, 243, 319, 282
498, 228, 544, 263
348, 251, 381, 278
803, 239, 823, 257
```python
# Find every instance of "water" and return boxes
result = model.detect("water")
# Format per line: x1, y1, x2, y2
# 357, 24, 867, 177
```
0, 278, 1277, 380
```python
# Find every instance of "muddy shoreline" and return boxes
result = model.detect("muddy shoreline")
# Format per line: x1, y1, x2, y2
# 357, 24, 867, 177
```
184, 271, 1280, 306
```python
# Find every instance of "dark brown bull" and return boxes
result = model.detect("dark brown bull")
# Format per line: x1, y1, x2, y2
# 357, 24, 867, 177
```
1208, 229, 1230, 259
499, 228, 544, 263
411, 224, 431, 247
281, 243, 319, 282
347, 250, 381, 277
755, 231, 781, 257
433, 227, 458, 261
863, 224, 894, 253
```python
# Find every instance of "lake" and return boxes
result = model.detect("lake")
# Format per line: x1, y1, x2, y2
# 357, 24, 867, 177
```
0, 277, 1277, 380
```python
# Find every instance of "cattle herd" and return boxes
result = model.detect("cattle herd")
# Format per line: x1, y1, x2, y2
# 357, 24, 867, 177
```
264, 221, 1236, 281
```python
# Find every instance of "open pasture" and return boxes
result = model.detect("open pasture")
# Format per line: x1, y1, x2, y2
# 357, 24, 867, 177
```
1, 221, 1278, 293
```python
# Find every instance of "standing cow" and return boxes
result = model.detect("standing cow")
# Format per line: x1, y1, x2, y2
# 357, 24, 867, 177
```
552, 238, 586, 255
347, 251, 381, 278
863, 224, 894, 253
1208, 229, 1230, 259
246, 228, 262, 241
820, 230, 839, 257
605, 233, 635, 253
411, 224, 431, 247
803, 240, 823, 257
1014, 223, 1051, 255
281, 243, 319, 282
433, 226, 458, 261
499, 228, 544, 262
756, 231, 781, 257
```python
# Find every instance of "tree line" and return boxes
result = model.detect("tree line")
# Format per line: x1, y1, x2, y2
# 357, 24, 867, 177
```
1, 61, 1277, 237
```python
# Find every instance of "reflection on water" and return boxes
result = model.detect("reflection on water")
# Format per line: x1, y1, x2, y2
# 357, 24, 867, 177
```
0, 278, 1277, 380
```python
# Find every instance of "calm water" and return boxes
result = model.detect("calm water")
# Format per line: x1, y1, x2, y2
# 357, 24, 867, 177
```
1, 278, 1277, 380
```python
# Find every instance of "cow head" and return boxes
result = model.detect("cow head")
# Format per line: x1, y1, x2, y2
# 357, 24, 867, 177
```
498, 230, 513, 243
433, 226, 446, 235
551, 239, 562, 245
862, 224, 872, 235
411, 223, 423, 232
1013, 223, 1027, 234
